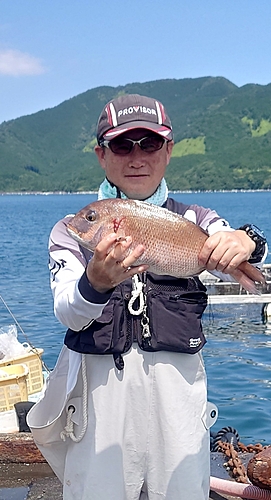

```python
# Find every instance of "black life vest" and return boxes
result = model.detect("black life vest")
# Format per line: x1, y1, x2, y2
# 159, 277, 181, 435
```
64, 198, 208, 369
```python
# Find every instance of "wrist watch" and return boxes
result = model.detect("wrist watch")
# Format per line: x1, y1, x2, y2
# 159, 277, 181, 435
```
238, 224, 267, 263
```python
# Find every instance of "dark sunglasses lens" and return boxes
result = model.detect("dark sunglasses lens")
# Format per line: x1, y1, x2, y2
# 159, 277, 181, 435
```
108, 135, 166, 155
109, 138, 133, 155
140, 136, 165, 152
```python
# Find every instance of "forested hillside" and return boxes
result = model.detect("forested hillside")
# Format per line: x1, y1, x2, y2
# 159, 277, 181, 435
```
1, 76, 271, 192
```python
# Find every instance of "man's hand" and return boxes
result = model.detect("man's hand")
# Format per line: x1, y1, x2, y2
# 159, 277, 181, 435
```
86, 233, 148, 293
198, 230, 256, 274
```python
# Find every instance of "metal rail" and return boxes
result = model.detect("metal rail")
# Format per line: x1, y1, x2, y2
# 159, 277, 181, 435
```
208, 294, 271, 305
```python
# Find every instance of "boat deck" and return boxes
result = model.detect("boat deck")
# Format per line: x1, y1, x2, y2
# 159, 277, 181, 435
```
0, 434, 251, 499
0, 462, 244, 500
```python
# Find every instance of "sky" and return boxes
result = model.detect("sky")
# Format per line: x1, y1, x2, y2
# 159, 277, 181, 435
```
0, 0, 271, 125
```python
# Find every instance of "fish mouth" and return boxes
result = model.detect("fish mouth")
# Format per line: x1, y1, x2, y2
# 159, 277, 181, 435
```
66, 223, 105, 251
67, 226, 83, 242
66, 226, 94, 251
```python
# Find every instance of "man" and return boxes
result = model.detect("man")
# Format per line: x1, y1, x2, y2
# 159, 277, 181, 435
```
28, 94, 267, 500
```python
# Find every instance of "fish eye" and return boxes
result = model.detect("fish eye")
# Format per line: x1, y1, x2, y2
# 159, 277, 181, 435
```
86, 210, 97, 222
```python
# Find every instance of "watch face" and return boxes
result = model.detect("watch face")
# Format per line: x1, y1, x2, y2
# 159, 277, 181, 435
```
249, 224, 266, 240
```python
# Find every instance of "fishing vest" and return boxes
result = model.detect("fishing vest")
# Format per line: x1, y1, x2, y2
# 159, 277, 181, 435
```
64, 198, 208, 369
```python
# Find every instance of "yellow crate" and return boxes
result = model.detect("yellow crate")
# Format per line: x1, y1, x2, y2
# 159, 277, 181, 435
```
0, 364, 29, 412
0, 348, 44, 395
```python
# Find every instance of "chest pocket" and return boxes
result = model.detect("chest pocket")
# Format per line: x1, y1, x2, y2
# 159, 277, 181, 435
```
65, 293, 130, 355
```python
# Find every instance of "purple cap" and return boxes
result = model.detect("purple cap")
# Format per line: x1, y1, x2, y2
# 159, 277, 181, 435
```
97, 94, 173, 143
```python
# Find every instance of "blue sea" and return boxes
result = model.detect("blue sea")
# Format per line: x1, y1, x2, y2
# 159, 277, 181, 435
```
0, 191, 271, 445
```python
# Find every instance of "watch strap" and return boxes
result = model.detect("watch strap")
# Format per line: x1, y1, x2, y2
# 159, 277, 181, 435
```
238, 224, 267, 264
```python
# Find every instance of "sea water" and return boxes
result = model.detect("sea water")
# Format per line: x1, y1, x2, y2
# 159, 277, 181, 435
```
0, 191, 271, 445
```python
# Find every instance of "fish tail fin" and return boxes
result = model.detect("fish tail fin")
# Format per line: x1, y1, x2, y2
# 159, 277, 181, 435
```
230, 262, 266, 295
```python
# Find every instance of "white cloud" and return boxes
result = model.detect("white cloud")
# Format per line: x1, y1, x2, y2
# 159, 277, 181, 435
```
0, 49, 46, 76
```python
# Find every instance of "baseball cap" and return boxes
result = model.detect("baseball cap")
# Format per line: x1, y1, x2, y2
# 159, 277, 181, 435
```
97, 94, 173, 144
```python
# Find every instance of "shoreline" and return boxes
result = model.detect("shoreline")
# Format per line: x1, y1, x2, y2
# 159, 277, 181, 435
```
1, 188, 271, 196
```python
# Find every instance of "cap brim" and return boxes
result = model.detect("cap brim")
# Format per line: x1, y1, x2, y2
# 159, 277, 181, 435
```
103, 121, 173, 141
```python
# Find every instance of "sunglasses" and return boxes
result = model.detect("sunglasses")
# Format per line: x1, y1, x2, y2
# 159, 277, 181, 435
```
100, 134, 167, 155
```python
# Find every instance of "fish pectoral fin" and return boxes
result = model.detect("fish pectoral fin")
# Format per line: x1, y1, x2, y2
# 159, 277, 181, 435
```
238, 261, 266, 285
230, 262, 266, 295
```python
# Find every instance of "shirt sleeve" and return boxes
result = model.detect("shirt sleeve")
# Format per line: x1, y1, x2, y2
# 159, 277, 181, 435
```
183, 204, 234, 233
49, 216, 113, 331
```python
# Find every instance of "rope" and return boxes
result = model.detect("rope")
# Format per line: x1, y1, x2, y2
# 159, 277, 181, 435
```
128, 275, 145, 315
60, 353, 88, 443
0, 293, 50, 374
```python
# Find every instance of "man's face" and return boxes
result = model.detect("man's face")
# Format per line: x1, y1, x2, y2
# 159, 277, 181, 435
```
95, 128, 174, 200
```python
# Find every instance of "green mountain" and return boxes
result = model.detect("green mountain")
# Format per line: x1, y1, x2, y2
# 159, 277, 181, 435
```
1, 77, 271, 192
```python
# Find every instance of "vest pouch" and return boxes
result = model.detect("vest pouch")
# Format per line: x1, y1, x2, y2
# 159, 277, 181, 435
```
65, 294, 129, 355
138, 289, 207, 354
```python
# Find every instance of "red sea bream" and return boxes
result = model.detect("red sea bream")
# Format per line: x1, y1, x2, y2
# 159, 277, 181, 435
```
67, 198, 265, 294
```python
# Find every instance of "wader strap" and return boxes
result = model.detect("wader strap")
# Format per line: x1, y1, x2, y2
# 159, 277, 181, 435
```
60, 353, 88, 443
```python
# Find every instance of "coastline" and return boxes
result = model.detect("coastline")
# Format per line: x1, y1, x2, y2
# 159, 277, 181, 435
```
1, 188, 271, 196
